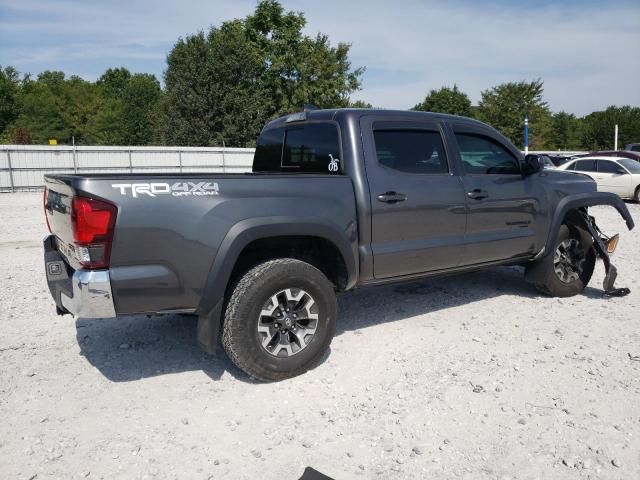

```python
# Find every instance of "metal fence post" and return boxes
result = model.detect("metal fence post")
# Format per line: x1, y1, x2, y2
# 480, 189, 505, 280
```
221, 140, 227, 173
128, 149, 133, 173
7, 150, 15, 192
178, 149, 183, 173
72, 146, 78, 174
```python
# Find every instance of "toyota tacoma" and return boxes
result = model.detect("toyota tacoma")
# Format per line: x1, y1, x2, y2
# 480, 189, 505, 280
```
43, 109, 635, 381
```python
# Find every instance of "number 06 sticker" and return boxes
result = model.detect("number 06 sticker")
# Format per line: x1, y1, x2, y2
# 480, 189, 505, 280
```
328, 154, 340, 172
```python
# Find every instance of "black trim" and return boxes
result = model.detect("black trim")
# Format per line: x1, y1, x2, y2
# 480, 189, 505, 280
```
541, 192, 634, 261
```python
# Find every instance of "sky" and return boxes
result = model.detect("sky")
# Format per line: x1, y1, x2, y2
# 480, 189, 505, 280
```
1, 0, 639, 116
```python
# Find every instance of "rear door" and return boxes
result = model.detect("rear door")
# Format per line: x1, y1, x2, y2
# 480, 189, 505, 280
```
450, 123, 544, 265
594, 160, 632, 196
361, 116, 467, 279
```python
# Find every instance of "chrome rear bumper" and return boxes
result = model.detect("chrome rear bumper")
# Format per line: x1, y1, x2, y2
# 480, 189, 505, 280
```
60, 269, 116, 318
44, 235, 116, 318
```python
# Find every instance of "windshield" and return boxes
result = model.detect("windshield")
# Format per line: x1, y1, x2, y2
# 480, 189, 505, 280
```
618, 159, 640, 173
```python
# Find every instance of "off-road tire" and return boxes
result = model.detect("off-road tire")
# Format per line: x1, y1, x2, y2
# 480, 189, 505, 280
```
527, 224, 596, 297
222, 258, 337, 382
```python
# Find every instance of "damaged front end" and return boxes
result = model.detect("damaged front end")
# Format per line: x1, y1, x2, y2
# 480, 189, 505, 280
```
580, 212, 630, 297
526, 191, 634, 297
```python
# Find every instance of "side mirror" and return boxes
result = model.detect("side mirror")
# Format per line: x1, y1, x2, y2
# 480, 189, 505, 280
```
523, 154, 544, 176
615, 167, 627, 175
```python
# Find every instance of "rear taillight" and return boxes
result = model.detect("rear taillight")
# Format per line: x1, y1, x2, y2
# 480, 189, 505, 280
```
71, 196, 117, 269
43, 187, 52, 233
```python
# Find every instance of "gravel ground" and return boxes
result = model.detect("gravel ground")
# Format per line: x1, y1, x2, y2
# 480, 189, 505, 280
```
1, 192, 639, 480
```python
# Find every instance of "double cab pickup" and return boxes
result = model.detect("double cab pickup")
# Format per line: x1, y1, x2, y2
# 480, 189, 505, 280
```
43, 109, 634, 381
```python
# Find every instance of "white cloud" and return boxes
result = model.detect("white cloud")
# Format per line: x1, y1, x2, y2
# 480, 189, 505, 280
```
1, 0, 638, 115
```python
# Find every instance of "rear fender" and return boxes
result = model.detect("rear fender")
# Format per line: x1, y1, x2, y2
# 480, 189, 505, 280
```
195, 217, 358, 354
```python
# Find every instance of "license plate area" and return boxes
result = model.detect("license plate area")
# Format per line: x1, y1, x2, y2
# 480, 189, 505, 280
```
44, 235, 73, 312
46, 260, 68, 282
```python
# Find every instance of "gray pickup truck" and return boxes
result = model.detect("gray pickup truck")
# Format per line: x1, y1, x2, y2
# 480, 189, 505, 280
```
43, 109, 634, 381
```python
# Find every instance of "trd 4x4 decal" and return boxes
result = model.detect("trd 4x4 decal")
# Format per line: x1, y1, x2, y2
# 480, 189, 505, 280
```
112, 182, 219, 198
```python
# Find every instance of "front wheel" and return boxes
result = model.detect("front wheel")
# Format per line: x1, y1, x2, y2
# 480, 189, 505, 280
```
527, 224, 596, 297
222, 258, 337, 381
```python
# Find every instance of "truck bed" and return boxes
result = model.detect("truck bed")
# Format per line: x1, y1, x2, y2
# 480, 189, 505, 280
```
44, 172, 358, 315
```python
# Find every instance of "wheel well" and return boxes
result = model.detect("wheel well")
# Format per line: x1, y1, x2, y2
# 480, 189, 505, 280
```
562, 208, 590, 233
227, 236, 349, 292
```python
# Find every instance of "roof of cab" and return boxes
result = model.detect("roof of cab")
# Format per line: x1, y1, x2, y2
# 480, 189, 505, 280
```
262, 108, 484, 131
570, 156, 628, 162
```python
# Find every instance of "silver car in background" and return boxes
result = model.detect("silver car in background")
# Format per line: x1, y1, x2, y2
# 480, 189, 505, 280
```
558, 156, 640, 201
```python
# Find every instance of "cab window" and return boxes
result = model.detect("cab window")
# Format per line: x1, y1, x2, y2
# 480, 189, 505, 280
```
283, 124, 341, 173
455, 133, 520, 175
253, 123, 341, 174
373, 130, 449, 174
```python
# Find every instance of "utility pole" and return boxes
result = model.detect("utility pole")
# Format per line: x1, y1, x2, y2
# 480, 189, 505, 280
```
614, 124, 618, 151
524, 115, 529, 155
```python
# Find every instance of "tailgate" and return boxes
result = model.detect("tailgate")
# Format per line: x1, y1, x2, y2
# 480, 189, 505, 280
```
44, 175, 119, 270
44, 180, 75, 247
44, 176, 80, 269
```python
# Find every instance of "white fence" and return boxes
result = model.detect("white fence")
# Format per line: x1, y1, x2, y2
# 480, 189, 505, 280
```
0, 145, 256, 191
0, 145, 590, 191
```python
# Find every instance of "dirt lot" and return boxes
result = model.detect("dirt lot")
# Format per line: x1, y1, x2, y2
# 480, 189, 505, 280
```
1, 192, 639, 480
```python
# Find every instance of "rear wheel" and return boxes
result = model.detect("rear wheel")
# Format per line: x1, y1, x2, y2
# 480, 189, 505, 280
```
222, 258, 337, 382
528, 224, 596, 297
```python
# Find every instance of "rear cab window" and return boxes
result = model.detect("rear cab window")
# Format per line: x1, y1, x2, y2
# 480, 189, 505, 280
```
253, 122, 342, 174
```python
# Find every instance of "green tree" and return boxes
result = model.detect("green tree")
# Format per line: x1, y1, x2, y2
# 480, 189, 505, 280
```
97, 67, 132, 98
349, 99, 373, 108
413, 85, 472, 117
120, 74, 161, 145
161, 20, 269, 146
581, 106, 640, 150
15, 71, 104, 144
549, 112, 583, 150
0, 66, 22, 136
245, 0, 363, 113
476, 79, 552, 149
92, 68, 162, 145
161, 0, 364, 146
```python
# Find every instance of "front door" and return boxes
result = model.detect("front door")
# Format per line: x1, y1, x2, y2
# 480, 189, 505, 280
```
361, 117, 467, 279
450, 124, 544, 265
594, 159, 632, 196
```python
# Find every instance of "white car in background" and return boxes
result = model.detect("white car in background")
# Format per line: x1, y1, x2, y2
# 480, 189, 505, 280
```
558, 156, 640, 202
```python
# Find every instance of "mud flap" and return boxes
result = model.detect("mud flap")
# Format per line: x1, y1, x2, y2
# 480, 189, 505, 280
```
582, 213, 630, 297
197, 299, 224, 355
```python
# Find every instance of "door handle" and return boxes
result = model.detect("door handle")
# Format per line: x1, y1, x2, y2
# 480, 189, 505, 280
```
377, 191, 407, 204
467, 189, 489, 200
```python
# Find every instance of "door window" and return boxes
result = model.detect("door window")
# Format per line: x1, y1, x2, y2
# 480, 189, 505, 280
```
455, 133, 520, 175
373, 130, 449, 174
575, 159, 597, 172
597, 160, 622, 173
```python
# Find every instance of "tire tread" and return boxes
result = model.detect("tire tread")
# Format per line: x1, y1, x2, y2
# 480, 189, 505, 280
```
222, 258, 336, 381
